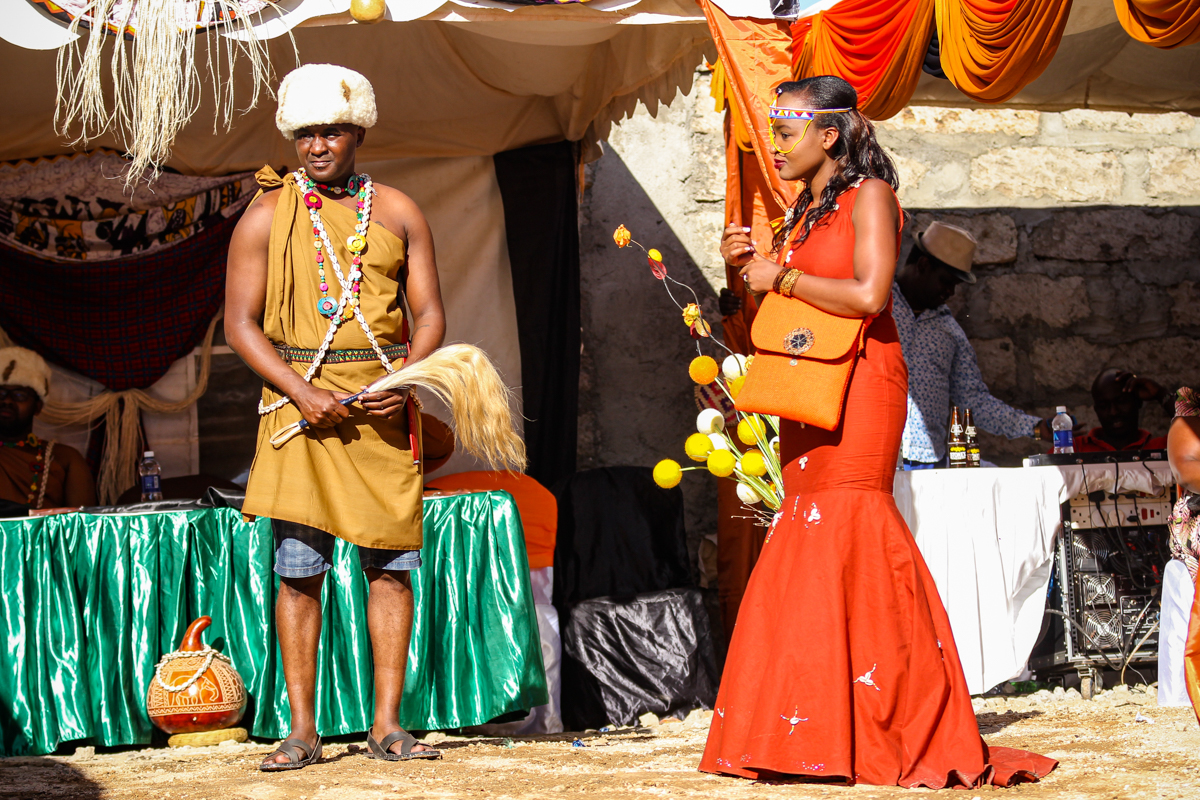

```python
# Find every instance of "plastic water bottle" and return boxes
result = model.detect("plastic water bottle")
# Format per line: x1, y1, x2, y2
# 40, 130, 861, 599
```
1052, 406, 1075, 454
139, 451, 163, 501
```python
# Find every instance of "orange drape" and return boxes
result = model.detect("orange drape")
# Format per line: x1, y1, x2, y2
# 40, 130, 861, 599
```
425, 471, 558, 570
701, 0, 796, 638
700, 0, 798, 214
790, 0, 935, 120
935, 0, 1074, 103
1185, 567, 1200, 724
1115, 0, 1200, 48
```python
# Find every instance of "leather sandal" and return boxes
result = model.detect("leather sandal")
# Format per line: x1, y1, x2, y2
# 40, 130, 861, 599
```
366, 728, 443, 761
259, 735, 322, 771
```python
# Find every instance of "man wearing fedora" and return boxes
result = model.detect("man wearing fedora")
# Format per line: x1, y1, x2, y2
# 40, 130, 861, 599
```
893, 221, 1052, 469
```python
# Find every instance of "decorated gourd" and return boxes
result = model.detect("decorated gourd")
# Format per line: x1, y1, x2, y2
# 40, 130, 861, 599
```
146, 616, 246, 735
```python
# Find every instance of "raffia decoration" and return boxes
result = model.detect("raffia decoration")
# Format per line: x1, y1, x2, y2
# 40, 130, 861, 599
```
54, 0, 292, 186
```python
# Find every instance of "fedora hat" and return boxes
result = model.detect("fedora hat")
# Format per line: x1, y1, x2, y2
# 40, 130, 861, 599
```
915, 221, 977, 284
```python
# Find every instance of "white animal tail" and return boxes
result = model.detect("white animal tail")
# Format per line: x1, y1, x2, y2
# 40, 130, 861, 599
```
269, 344, 526, 472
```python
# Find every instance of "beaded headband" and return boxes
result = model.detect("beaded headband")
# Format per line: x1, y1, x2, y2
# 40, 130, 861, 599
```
769, 105, 853, 120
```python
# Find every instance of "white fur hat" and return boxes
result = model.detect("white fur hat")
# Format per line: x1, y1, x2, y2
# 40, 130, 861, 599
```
275, 64, 378, 140
0, 347, 51, 401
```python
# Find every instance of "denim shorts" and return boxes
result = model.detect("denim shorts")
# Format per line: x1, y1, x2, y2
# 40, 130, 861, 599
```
272, 519, 422, 579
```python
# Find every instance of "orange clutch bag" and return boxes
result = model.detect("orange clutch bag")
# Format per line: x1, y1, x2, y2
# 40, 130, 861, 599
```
734, 292, 868, 431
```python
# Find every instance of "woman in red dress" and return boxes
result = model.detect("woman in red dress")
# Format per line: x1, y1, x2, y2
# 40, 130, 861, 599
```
699, 76, 1056, 788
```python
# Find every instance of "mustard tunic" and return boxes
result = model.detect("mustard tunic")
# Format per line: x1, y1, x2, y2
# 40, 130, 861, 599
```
242, 167, 424, 550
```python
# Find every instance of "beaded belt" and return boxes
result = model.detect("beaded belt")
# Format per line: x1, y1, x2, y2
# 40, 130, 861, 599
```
275, 343, 408, 365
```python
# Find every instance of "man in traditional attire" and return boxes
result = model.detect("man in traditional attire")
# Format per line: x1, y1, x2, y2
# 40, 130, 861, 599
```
0, 347, 96, 511
225, 64, 447, 769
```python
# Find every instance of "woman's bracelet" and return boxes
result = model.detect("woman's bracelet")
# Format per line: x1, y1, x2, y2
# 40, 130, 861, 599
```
772, 268, 789, 294
779, 268, 804, 297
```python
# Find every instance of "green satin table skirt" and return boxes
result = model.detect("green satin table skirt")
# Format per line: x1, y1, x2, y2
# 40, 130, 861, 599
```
0, 490, 548, 756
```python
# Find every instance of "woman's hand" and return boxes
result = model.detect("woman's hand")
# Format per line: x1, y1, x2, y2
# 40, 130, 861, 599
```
359, 387, 411, 419
721, 224, 757, 267
739, 256, 787, 294
294, 386, 352, 428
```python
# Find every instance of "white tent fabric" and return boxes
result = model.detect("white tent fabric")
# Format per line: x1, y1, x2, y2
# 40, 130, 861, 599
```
0, 9, 713, 167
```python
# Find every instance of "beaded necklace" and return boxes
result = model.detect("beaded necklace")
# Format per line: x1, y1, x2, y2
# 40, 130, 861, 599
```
258, 170, 395, 417
2, 433, 53, 507
296, 170, 371, 322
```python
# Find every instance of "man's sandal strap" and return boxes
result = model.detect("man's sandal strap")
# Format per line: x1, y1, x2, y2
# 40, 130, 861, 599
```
276, 738, 314, 762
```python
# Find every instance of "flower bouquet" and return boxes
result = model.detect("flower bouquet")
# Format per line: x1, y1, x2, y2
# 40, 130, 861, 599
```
612, 225, 784, 523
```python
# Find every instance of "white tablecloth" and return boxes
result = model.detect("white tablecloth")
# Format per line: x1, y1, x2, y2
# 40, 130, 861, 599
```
893, 461, 1174, 694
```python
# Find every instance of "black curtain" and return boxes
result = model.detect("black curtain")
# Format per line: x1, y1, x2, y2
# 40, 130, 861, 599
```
493, 141, 581, 489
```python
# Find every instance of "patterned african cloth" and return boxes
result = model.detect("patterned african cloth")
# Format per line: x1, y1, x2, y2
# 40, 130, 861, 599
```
0, 151, 249, 389
25, 0, 270, 38
0, 150, 253, 262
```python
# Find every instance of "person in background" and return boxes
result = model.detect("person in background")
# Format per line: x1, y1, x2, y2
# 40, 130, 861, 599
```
0, 347, 96, 511
1161, 388, 1200, 708
892, 221, 1061, 469
1074, 368, 1170, 452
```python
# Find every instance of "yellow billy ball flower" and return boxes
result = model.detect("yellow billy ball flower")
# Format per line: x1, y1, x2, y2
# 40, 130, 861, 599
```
737, 417, 767, 446
689, 355, 719, 385
728, 375, 746, 400
740, 449, 767, 477
653, 459, 683, 489
707, 449, 736, 478
684, 433, 713, 462
648, 248, 663, 262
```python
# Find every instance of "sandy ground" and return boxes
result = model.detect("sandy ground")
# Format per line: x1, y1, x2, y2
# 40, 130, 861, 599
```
8, 685, 1200, 800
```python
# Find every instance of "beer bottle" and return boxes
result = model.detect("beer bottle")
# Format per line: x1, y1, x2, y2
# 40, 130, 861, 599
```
965, 409, 981, 468
948, 406, 967, 468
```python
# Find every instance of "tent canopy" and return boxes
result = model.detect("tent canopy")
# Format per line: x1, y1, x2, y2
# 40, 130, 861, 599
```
1, 0, 713, 173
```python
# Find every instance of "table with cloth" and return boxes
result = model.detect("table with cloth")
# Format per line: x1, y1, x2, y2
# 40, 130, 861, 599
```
894, 461, 1174, 695
0, 490, 548, 757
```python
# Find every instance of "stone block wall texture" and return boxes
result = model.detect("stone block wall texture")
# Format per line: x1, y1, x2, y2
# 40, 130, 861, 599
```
579, 70, 1200, 551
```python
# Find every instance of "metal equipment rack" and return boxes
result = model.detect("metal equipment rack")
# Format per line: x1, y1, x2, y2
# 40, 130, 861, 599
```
1027, 453, 1172, 699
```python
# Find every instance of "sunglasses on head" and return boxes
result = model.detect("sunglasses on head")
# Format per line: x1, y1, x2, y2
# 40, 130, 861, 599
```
768, 105, 853, 155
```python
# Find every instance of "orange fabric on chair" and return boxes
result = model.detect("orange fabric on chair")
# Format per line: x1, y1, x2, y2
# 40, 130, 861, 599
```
425, 471, 557, 569
1116, 0, 1200, 48
935, 0, 1073, 103
790, 0, 934, 120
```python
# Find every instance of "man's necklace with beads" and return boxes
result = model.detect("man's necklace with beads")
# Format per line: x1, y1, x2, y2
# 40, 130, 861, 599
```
2, 433, 51, 506
259, 170, 395, 416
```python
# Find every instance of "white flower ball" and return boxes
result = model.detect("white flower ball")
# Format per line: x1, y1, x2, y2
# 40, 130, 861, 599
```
708, 433, 730, 451
696, 408, 725, 434
769, 436, 781, 454
736, 482, 761, 505
722, 354, 748, 380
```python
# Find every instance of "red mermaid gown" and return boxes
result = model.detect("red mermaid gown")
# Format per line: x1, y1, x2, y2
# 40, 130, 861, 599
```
699, 185, 1056, 787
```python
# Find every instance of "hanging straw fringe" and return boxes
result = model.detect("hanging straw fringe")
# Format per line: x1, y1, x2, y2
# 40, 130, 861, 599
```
54, 0, 291, 187
33, 310, 223, 504
269, 344, 527, 472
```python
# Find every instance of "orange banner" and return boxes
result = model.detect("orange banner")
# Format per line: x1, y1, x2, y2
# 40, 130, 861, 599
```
935, 0, 1074, 103
791, 0, 935, 120
1115, 0, 1200, 48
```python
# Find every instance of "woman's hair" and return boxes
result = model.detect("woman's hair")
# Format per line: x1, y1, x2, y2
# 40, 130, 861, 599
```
771, 76, 899, 252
